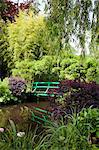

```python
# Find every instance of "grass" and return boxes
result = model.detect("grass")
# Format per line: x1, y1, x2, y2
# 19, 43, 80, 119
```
0, 119, 45, 150
0, 108, 98, 150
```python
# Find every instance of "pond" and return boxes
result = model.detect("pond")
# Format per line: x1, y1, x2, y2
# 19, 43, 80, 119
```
0, 101, 50, 131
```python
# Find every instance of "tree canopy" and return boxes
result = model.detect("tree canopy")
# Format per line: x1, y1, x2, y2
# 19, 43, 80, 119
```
0, 0, 98, 82
45, 0, 99, 56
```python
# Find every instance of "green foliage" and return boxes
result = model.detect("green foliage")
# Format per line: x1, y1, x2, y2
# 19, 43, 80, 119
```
59, 55, 99, 82
12, 53, 99, 83
84, 57, 99, 82
12, 56, 59, 82
0, 20, 8, 57
7, 11, 60, 64
0, 78, 17, 104
0, 0, 7, 15
0, 119, 45, 150
0, 19, 10, 76
46, 0, 98, 56
77, 108, 99, 138
12, 59, 35, 82
7, 11, 46, 67
35, 108, 99, 150
0, 108, 98, 150
58, 55, 98, 82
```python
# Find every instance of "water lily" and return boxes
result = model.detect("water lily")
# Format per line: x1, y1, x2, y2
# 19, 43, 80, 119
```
17, 132, 25, 137
0, 128, 4, 133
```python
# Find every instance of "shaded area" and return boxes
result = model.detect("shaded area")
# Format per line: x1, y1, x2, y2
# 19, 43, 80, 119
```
0, 100, 50, 130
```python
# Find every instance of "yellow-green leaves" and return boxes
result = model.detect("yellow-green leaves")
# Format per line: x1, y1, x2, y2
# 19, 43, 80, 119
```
7, 11, 47, 62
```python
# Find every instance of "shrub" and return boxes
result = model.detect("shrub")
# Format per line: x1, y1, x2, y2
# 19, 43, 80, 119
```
49, 80, 99, 115
59, 56, 99, 83
76, 108, 99, 141
0, 78, 17, 104
61, 80, 99, 112
59, 80, 99, 113
84, 57, 99, 83
12, 56, 59, 82
12, 53, 99, 83
9, 77, 26, 97
12, 60, 35, 82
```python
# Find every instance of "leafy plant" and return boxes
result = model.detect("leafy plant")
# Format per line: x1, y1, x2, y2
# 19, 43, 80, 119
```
35, 109, 99, 150
0, 120, 43, 150
12, 56, 59, 82
59, 80, 99, 113
76, 108, 99, 135
9, 76, 26, 97
0, 78, 17, 104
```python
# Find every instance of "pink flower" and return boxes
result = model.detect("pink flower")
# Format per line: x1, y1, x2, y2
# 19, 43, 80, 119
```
0, 128, 4, 133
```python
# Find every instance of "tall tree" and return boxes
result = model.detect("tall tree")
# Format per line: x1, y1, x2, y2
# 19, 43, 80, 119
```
0, 20, 9, 78
46, 0, 99, 56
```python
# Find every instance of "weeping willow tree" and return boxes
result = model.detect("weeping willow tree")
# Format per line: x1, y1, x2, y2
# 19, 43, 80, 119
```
45, 0, 99, 57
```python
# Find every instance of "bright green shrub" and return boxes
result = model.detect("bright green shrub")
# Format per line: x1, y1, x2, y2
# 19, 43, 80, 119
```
84, 57, 99, 82
77, 108, 99, 138
12, 60, 35, 81
59, 56, 99, 82
12, 54, 99, 83
12, 56, 59, 82
0, 78, 17, 104
59, 56, 79, 79
34, 55, 59, 81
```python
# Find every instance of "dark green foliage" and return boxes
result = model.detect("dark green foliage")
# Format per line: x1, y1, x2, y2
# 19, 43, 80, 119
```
0, 0, 7, 16
0, 20, 9, 78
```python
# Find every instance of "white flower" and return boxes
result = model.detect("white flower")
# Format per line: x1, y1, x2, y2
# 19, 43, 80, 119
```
0, 128, 4, 133
17, 132, 25, 137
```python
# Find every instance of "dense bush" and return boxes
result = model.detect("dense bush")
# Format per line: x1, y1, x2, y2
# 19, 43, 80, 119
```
59, 56, 99, 82
0, 77, 26, 104
9, 77, 26, 97
0, 78, 17, 104
12, 53, 99, 83
59, 80, 99, 113
76, 108, 99, 142
12, 56, 59, 81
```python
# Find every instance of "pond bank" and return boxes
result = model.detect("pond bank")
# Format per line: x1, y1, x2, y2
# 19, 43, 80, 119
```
0, 100, 50, 130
